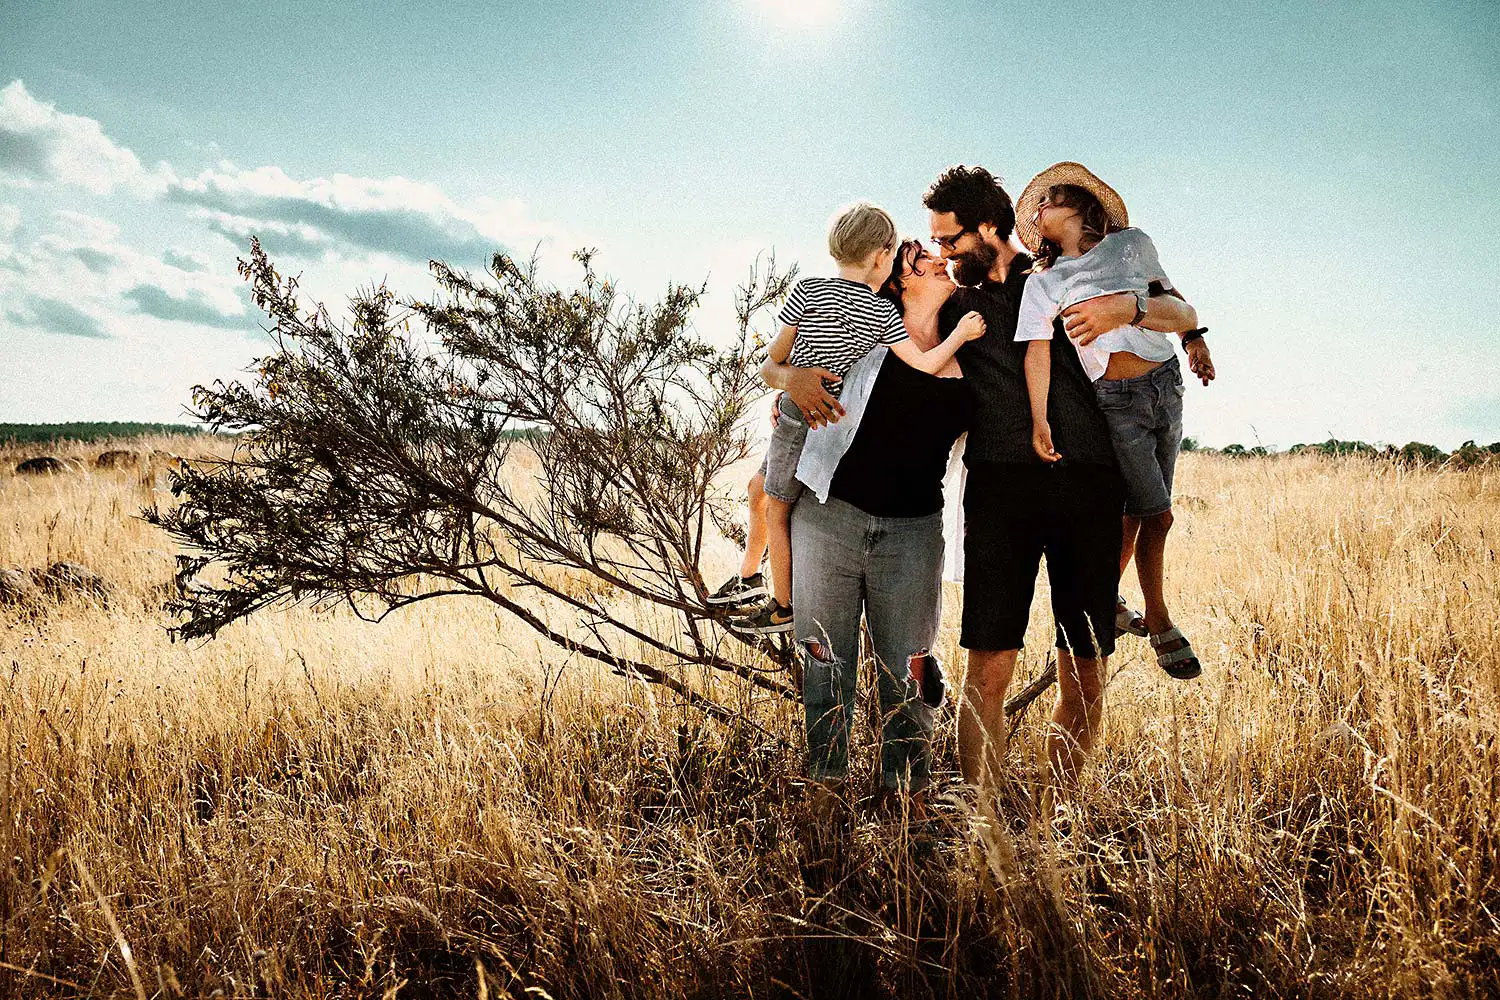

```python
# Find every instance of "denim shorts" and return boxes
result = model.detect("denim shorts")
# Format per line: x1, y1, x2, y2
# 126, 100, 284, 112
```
1094, 355, 1184, 518
760, 393, 809, 503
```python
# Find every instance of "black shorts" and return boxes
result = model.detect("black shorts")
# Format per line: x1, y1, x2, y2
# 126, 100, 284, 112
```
960, 461, 1124, 658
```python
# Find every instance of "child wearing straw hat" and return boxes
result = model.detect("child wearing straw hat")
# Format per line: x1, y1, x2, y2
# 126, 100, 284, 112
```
1012, 161, 1205, 680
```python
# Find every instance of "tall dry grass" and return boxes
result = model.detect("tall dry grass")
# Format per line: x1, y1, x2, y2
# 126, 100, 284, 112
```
1, 437, 1497, 998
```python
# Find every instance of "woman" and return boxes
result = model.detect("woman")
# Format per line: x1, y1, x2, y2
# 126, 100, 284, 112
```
761, 240, 975, 796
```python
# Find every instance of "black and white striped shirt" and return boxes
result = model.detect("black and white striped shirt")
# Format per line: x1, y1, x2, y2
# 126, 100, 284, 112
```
778, 277, 908, 397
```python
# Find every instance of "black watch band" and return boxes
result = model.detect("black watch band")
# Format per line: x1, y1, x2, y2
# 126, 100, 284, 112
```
1181, 327, 1207, 346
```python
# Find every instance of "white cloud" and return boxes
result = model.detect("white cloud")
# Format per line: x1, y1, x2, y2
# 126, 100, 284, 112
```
0, 203, 18, 264
169, 162, 579, 269
0, 80, 171, 195
0, 208, 248, 339
161, 247, 209, 272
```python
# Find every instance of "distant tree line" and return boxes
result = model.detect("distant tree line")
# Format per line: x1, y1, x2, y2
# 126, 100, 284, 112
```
1180, 436, 1500, 466
0, 422, 206, 445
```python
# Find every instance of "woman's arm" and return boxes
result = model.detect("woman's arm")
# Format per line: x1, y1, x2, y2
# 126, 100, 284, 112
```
1024, 340, 1061, 462
760, 358, 845, 428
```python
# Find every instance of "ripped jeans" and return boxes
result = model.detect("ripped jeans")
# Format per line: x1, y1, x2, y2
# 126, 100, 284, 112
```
789, 495, 945, 792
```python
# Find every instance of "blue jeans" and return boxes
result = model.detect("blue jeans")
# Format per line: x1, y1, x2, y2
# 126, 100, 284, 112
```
1095, 356, 1184, 518
790, 495, 944, 791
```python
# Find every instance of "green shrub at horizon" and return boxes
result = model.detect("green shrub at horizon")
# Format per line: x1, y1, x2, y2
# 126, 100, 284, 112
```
0, 421, 206, 445
1188, 436, 1500, 465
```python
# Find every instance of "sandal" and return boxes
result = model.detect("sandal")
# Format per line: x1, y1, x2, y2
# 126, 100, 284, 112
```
1150, 627, 1202, 680
1115, 597, 1148, 637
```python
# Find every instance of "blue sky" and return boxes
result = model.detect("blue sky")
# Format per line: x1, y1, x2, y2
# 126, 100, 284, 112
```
2, 0, 1497, 447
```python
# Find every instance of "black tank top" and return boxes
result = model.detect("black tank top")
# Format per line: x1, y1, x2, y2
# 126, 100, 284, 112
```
827, 352, 974, 518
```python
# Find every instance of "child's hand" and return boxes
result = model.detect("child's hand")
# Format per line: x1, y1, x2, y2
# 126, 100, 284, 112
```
1032, 422, 1061, 463
956, 310, 986, 342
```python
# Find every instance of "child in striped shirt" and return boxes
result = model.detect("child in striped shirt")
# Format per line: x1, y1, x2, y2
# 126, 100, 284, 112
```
728, 202, 985, 636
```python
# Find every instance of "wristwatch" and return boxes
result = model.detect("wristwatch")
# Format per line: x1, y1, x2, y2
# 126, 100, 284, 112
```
1131, 292, 1148, 326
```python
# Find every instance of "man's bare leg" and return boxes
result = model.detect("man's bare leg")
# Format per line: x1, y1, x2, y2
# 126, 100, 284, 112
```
1047, 647, 1104, 792
738, 469, 769, 579
1134, 509, 1174, 634
959, 647, 1017, 787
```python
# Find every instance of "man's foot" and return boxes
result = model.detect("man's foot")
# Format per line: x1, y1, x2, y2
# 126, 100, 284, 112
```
728, 600, 795, 635
707, 572, 768, 606
1149, 626, 1202, 680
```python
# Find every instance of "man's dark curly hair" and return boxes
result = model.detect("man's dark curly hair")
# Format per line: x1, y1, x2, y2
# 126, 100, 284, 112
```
923, 165, 1016, 242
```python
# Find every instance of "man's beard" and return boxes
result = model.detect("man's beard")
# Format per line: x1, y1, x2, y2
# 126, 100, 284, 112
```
951, 241, 999, 286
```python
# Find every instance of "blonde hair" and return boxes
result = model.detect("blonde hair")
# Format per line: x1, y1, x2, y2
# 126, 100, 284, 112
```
827, 202, 897, 265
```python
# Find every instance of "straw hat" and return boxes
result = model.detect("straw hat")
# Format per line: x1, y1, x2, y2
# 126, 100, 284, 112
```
1014, 161, 1129, 254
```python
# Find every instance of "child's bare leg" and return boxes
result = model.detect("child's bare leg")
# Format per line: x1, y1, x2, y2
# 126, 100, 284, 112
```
765, 495, 794, 608
1133, 509, 1174, 633
1119, 514, 1141, 578
739, 469, 769, 579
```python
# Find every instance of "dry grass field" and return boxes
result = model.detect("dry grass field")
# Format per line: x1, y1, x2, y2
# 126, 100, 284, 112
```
1, 435, 1498, 998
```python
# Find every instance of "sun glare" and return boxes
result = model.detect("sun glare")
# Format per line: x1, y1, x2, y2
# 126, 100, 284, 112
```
754, 0, 840, 27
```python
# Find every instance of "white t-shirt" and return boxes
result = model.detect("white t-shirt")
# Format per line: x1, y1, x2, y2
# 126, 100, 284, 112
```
1013, 228, 1176, 381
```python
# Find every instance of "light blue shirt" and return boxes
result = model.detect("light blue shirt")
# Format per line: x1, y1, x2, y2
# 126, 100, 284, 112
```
793, 345, 887, 503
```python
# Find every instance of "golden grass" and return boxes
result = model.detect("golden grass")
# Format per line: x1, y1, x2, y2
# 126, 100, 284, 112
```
1, 436, 1498, 998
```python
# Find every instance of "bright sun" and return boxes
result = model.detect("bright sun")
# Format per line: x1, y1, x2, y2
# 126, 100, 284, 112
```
755, 0, 840, 26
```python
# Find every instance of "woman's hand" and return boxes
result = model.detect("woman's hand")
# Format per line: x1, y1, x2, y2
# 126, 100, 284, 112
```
761, 357, 845, 427
1032, 421, 1062, 463
784, 367, 844, 428
955, 310, 987, 342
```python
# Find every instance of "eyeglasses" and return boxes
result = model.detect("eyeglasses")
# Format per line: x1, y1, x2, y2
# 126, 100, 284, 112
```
929, 227, 973, 252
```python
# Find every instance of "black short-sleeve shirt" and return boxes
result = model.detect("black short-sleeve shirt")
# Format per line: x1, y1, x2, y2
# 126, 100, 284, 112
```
827, 352, 974, 518
941, 253, 1117, 468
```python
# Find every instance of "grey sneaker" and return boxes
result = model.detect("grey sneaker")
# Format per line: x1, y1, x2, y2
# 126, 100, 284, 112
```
728, 600, 795, 635
707, 572, 768, 606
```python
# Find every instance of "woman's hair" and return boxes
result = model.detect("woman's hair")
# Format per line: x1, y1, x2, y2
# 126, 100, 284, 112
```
1031, 183, 1120, 272
877, 239, 926, 315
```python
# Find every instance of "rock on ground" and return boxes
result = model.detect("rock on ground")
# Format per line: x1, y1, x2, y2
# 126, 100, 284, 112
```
32, 562, 111, 601
95, 449, 143, 469
0, 568, 39, 605
15, 456, 68, 475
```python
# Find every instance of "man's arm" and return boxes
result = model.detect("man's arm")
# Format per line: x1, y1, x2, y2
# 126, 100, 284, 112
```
1062, 289, 1198, 344
760, 358, 845, 428
1063, 289, 1216, 386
